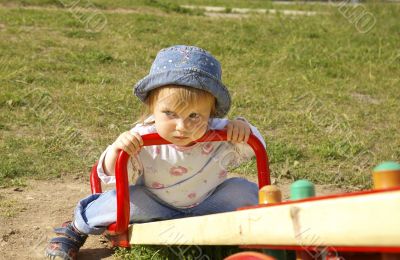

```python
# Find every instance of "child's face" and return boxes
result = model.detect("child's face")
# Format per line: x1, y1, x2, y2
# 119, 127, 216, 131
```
153, 93, 212, 147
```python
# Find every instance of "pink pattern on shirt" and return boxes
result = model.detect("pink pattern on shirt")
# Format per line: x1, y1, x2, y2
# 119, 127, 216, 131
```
169, 166, 188, 176
151, 182, 164, 189
201, 143, 214, 155
218, 170, 228, 178
187, 192, 196, 199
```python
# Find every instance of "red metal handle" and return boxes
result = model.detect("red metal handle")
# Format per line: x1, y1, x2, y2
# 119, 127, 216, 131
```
90, 162, 102, 194
111, 130, 270, 234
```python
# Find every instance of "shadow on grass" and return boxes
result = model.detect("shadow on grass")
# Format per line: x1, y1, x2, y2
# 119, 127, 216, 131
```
79, 248, 114, 259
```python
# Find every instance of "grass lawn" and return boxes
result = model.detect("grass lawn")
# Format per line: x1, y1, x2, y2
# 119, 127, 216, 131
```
1, 0, 399, 258
0, 0, 339, 11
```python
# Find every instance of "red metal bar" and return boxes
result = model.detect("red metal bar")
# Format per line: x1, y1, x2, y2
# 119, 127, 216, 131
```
113, 150, 131, 234
90, 162, 102, 194
111, 130, 270, 237
247, 133, 271, 188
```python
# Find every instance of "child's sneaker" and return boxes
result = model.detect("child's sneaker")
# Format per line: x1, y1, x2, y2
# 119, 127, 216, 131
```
45, 221, 87, 260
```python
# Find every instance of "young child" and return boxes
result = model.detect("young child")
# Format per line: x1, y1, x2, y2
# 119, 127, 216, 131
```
45, 45, 266, 260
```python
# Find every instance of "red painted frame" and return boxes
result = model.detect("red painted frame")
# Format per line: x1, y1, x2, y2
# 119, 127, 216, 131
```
90, 130, 270, 247
89, 131, 400, 254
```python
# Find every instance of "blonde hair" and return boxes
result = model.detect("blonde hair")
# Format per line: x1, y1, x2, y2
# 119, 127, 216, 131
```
138, 85, 216, 124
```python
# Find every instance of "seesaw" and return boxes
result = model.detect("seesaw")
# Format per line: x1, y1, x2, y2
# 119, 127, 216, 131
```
89, 130, 400, 259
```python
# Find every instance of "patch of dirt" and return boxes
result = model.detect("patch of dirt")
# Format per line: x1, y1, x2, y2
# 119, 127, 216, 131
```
0, 175, 347, 260
350, 92, 381, 105
0, 178, 114, 260
204, 12, 249, 19
0, 3, 322, 19
182, 4, 322, 16
0, 3, 166, 17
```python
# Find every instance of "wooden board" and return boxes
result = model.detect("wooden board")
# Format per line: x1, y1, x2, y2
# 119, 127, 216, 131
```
128, 189, 400, 247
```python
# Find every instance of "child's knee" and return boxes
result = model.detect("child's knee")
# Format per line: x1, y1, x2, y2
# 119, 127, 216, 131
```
219, 178, 259, 207
234, 179, 258, 204
225, 177, 258, 193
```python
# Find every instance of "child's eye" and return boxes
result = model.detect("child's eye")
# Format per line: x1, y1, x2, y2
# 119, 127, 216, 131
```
189, 113, 200, 119
163, 111, 176, 117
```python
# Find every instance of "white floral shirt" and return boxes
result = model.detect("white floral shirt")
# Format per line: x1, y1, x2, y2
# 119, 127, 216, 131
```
97, 117, 266, 208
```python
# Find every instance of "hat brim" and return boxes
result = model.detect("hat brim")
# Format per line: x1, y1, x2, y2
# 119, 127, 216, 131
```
134, 68, 231, 117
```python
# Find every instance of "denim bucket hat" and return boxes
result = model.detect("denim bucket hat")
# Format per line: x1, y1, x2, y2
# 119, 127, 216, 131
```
134, 45, 231, 117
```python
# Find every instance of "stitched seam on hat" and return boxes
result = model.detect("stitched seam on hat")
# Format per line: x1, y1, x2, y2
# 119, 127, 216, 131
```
160, 46, 210, 55
137, 68, 225, 87
193, 74, 208, 91
134, 68, 231, 101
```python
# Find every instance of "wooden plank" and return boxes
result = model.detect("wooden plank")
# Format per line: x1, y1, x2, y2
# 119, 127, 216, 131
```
129, 190, 400, 246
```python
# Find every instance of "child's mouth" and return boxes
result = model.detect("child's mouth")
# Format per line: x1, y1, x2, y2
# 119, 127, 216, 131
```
173, 136, 188, 140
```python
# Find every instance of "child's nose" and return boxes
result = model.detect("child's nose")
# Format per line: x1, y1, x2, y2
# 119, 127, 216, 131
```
175, 118, 187, 131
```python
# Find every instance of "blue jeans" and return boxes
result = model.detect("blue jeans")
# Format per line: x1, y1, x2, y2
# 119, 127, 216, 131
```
73, 177, 258, 235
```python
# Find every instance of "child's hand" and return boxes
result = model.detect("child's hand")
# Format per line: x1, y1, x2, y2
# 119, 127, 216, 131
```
225, 119, 251, 144
111, 131, 143, 156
